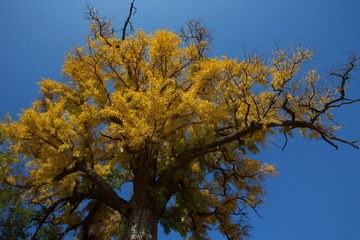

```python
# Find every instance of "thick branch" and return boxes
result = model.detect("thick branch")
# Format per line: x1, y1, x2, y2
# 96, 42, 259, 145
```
65, 200, 103, 239
156, 120, 358, 188
53, 161, 128, 212
76, 161, 128, 212
53, 164, 78, 181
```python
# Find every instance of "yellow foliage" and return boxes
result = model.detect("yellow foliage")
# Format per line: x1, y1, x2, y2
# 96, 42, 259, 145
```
191, 162, 201, 173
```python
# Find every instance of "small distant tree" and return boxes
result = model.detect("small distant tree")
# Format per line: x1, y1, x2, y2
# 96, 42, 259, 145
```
2, 2, 359, 239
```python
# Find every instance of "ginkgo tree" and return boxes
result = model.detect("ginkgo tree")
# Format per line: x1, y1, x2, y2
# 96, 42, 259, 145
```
2, 3, 359, 240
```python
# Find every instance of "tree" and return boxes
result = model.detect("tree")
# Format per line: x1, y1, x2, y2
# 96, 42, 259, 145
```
2, 3, 359, 239
0, 124, 65, 240
0, 125, 34, 239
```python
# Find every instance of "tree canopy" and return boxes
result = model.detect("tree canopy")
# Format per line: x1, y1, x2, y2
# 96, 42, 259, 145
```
2, 5, 359, 240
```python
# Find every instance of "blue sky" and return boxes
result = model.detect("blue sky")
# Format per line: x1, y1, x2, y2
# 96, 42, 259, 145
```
1, 0, 360, 239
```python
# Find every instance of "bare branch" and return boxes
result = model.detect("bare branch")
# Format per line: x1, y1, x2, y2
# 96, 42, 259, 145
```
311, 53, 360, 123
282, 131, 288, 151
122, 0, 136, 41
179, 18, 214, 58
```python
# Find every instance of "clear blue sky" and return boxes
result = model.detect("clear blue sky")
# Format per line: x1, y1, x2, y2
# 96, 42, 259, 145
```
1, 0, 360, 239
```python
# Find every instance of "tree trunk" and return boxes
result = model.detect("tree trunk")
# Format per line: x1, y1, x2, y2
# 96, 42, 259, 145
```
121, 151, 169, 240
122, 203, 161, 240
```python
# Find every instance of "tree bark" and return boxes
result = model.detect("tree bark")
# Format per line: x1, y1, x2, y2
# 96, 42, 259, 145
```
122, 152, 165, 240
122, 203, 161, 240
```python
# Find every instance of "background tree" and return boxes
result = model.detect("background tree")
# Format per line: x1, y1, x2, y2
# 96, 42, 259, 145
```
2, 3, 359, 240
0, 125, 33, 240
0, 124, 66, 240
